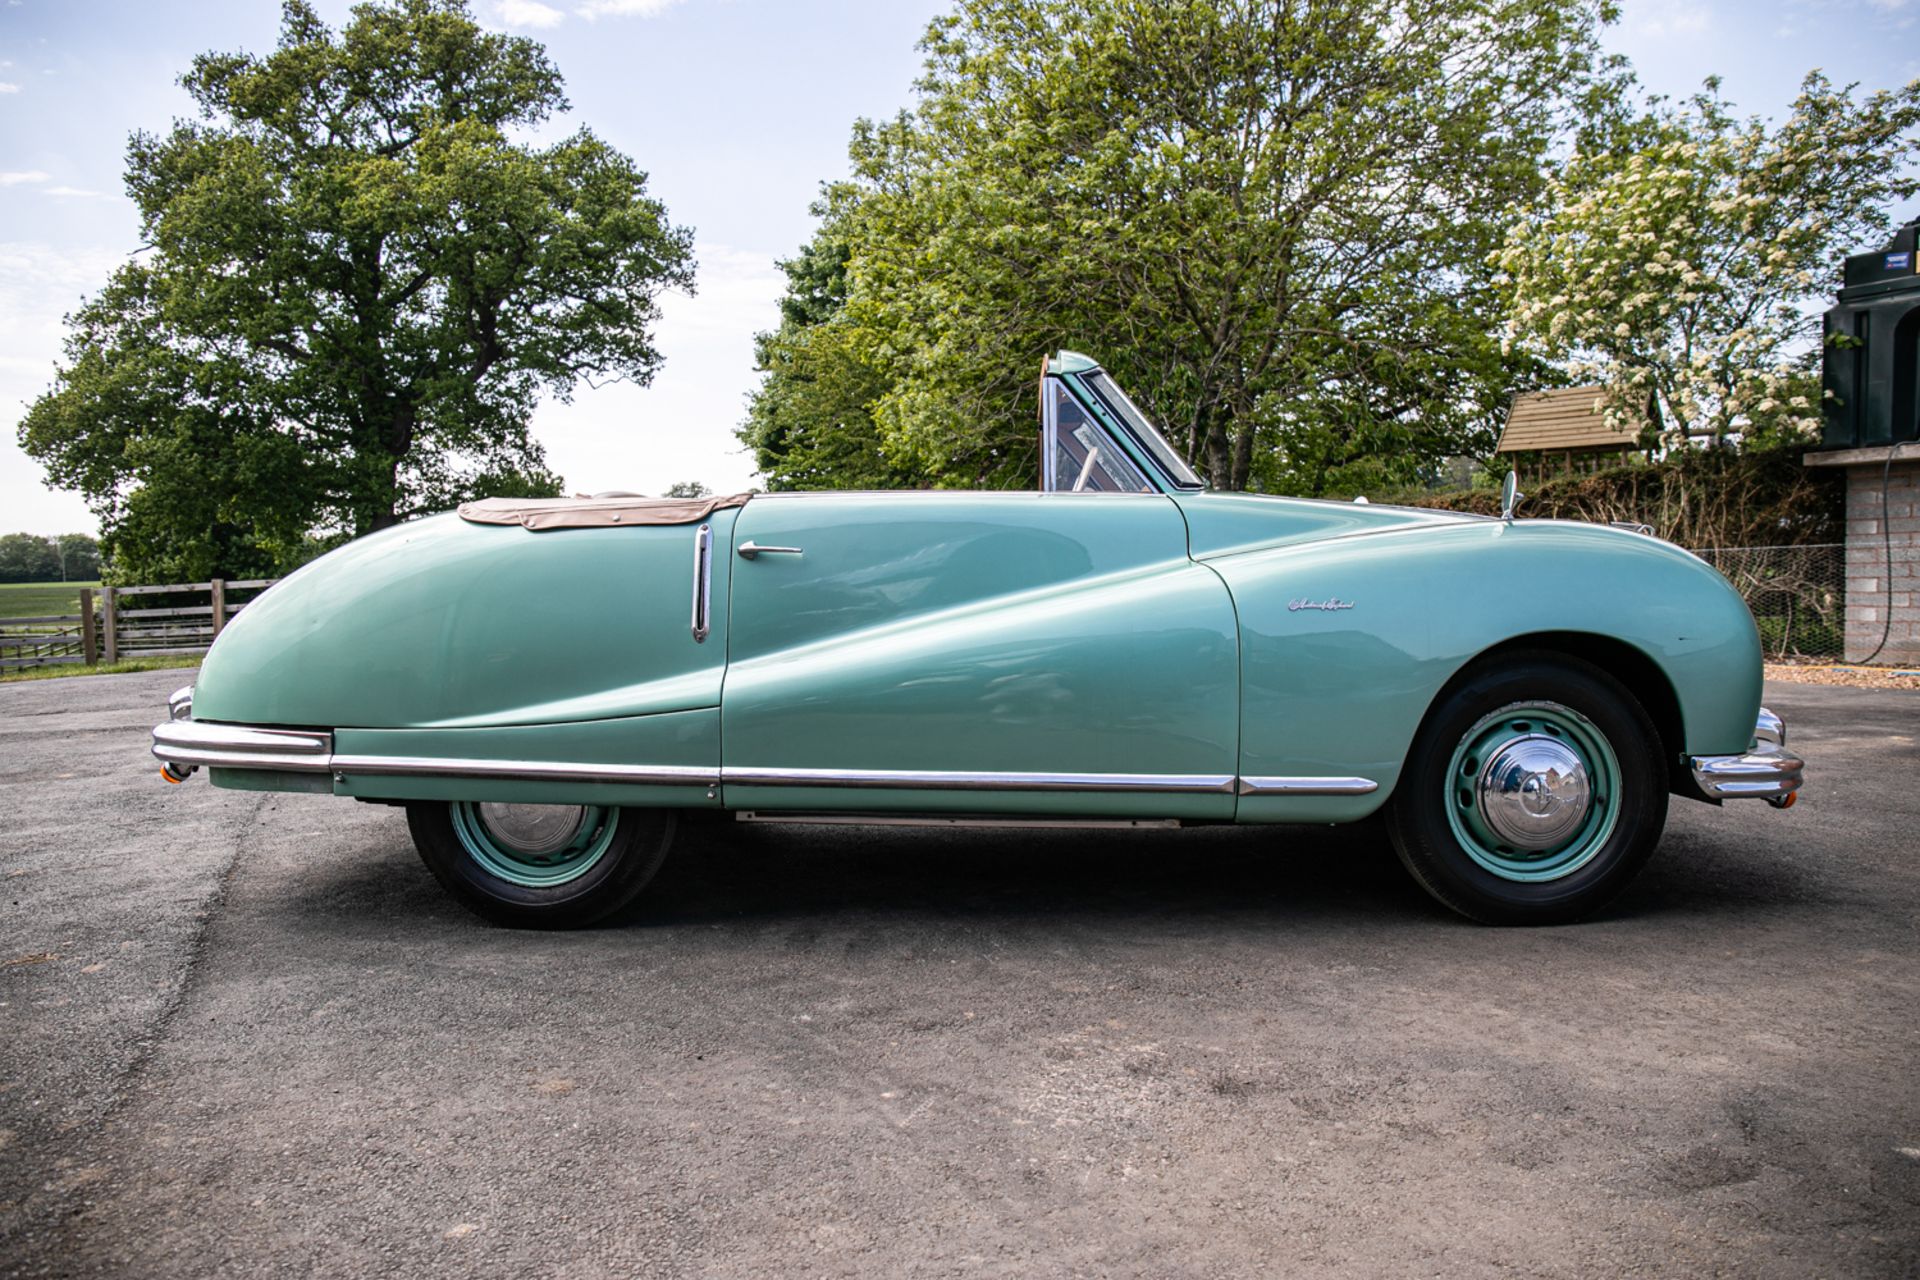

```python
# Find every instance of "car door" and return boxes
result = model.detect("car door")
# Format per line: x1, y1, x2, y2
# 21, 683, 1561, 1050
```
720, 491, 1240, 819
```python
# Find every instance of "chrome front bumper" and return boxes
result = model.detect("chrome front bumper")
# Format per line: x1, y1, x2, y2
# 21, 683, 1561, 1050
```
1689, 706, 1805, 804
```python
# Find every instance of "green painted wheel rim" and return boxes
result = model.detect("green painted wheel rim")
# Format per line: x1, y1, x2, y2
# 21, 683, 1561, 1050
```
450, 802, 618, 888
1444, 700, 1621, 883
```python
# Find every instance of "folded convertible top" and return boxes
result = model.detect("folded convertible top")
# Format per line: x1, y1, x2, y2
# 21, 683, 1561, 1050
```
457, 492, 752, 531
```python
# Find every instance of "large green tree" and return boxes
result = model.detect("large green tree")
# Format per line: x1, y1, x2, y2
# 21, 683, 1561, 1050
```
20, 0, 694, 580
746, 0, 1615, 494
1496, 74, 1920, 449
744, 206, 918, 491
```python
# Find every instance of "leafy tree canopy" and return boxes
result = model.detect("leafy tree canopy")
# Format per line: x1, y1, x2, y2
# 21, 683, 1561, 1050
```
745, 0, 1619, 494
20, 0, 694, 581
1497, 73, 1920, 449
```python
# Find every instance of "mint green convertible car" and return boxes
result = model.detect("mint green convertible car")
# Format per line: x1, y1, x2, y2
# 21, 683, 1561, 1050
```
152, 352, 1804, 927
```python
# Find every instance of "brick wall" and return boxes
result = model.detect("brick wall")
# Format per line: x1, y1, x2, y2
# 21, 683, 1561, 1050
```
1842, 459, 1920, 664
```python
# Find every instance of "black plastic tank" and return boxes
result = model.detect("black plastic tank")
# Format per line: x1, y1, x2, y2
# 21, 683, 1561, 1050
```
1823, 221, 1920, 449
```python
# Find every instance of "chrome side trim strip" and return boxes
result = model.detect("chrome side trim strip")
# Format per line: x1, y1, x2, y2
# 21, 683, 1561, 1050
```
690, 523, 713, 643
149, 722, 719, 786
151, 721, 334, 773
1237, 775, 1380, 797
724, 767, 1237, 793
736, 811, 1181, 830
151, 720, 1379, 801
330, 755, 720, 787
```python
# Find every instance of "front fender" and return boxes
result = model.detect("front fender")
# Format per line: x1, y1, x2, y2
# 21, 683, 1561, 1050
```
1207, 520, 1761, 822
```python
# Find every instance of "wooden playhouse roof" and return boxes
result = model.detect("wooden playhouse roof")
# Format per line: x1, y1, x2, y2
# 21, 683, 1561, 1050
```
1495, 387, 1646, 454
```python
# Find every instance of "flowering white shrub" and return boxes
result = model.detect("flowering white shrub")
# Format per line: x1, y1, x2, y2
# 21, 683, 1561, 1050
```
1497, 74, 1920, 449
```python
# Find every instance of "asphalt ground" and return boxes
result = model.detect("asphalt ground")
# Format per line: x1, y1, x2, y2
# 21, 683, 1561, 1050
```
1, 669, 1916, 1278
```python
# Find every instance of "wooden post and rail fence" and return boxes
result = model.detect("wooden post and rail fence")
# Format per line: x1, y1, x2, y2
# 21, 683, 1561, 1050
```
0, 578, 279, 672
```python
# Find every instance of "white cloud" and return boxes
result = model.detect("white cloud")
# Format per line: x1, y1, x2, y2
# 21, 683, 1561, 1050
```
43, 185, 103, 198
0, 170, 49, 185
0, 83, 21, 95
496, 0, 566, 27
1623, 1, 1712, 38
575, 0, 684, 19
0, 241, 133, 536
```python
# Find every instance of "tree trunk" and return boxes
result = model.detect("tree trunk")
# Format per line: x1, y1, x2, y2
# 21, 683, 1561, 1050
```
367, 451, 403, 532
1204, 419, 1231, 489
1228, 418, 1257, 492
365, 402, 416, 532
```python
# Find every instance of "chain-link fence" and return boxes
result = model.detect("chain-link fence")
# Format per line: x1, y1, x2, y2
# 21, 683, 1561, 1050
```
1690, 543, 1845, 661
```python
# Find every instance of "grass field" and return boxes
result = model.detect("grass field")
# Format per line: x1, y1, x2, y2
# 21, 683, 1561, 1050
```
0, 654, 200, 684
0, 583, 212, 684
0, 580, 102, 619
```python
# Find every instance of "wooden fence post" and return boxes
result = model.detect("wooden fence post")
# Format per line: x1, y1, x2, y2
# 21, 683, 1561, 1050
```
209, 578, 226, 639
101, 587, 117, 665
79, 588, 97, 666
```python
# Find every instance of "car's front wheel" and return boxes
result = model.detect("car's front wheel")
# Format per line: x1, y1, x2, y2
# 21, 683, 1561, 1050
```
1386, 653, 1668, 925
406, 801, 676, 928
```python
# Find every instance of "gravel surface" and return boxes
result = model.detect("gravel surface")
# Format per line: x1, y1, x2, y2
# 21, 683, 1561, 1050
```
1764, 661, 1920, 690
2, 669, 1917, 1278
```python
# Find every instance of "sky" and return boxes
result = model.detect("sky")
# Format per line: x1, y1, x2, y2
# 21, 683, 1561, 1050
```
1, 0, 1916, 538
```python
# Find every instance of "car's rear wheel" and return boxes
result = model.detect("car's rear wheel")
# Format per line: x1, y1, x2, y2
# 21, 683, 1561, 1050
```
406, 800, 676, 928
1386, 653, 1667, 925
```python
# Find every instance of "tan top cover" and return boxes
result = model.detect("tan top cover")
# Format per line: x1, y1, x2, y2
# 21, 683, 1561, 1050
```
457, 493, 752, 531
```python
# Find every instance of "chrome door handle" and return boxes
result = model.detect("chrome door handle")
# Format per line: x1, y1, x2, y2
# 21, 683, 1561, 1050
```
738, 541, 803, 560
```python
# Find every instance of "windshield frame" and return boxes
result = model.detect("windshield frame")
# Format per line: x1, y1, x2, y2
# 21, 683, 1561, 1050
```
1039, 375, 1155, 494
1077, 370, 1205, 491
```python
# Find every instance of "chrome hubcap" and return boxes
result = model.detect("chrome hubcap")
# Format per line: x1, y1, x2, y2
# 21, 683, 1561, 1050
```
1475, 735, 1591, 852
475, 802, 587, 856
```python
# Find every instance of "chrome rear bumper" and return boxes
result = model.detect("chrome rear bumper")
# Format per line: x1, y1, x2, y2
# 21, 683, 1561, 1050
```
1689, 706, 1805, 803
152, 718, 334, 773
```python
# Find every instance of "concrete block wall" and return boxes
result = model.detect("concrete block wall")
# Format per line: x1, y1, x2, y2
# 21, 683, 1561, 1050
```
1841, 459, 1920, 664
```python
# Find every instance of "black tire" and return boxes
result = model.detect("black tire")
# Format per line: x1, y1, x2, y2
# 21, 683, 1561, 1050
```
1386, 652, 1668, 925
406, 801, 676, 929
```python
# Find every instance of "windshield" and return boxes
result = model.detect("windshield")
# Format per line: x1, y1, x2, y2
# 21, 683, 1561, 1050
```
1042, 379, 1153, 493
1081, 371, 1205, 490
